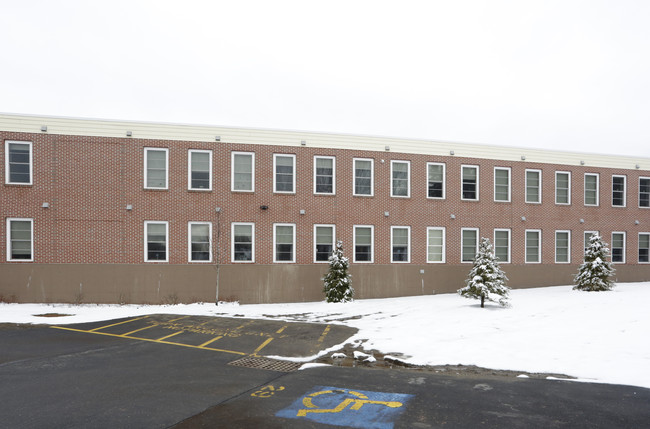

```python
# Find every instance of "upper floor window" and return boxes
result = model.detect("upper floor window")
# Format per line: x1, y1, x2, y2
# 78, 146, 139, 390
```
314, 224, 335, 262
232, 222, 255, 262
314, 156, 335, 195
461, 165, 479, 201
525, 229, 541, 263
584, 173, 599, 206
353, 158, 374, 196
525, 169, 541, 203
144, 221, 168, 262
144, 148, 168, 189
639, 233, 650, 263
353, 225, 374, 263
7, 218, 33, 261
611, 232, 625, 263
232, 152, 255, 192
273, 154, 295, 193
427, 163, 445, 199
427, 227, 445, 263
391, 226, 411, 263
274, 223, 295, 262
555, 230, 571, 263
461, 228, 479, 262
555, 171, 571, 205
612, 175, 626, 207
494, 167, 511, 202
5, 141, 32, 185
188, 222, 212, 262
391, 160, 410, 197
640, 177, 650, 208
494, 229, 511, 263
188, 150, 212, 191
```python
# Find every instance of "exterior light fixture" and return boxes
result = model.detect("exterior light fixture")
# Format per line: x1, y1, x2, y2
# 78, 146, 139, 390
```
126, 131, 132, 137
521, 216, 526, 221
521, 156, 526, 161
450, 150, 455, 155
636, 164, 641, 169
215, 136, 221, 142
41, 125, 47, 132
299, 209, 306, 215
42, 202, 50, 208
385, 145, 390, 151
215, 207, 222, 213
301, 140, 306, 146
384, 211, 389, 217
580, 219, 585, 223
580, 160, 585, 165
126, 204, 133, 211
635, 220, 640, 225
450, 214, 456, 219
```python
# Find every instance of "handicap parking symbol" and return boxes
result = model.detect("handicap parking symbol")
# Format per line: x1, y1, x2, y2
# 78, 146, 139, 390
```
276, 386, 413, 429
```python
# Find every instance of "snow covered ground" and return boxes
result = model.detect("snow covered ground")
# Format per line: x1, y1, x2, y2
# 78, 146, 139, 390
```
2, 282, 649, 389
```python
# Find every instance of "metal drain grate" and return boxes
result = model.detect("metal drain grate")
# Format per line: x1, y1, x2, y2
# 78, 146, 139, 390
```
228, 356, 302, 372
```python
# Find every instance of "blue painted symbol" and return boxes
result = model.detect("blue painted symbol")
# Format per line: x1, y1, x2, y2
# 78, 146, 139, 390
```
276, 385, 413, 429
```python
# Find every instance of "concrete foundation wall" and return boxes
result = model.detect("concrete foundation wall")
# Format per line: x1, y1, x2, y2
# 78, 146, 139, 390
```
2, 263, 648, 304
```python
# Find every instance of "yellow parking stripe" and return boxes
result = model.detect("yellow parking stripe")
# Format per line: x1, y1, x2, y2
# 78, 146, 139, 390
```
199, 336, 223, 348
168, 315, 189, 323
316, 325, 331, 345
122, 324, 158, 336
276, 325, 288, 334
156, 330, 184, 341
88, 316, 149, 332
253, 337, 274, 355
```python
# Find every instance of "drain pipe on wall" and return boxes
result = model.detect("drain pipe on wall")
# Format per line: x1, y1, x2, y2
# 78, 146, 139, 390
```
215, 207, 222, 306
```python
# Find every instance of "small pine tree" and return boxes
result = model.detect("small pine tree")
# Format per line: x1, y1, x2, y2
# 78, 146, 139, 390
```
323, 240, 354, 303
458, 237, 510, 308
574, 234, 615, 291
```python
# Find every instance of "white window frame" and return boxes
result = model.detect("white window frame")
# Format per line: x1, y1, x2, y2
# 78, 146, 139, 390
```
494, 167, 511, 203
639, 177, 650, 209
525, 229, 541, 264
494, 228, 511, 263
461, 165, 479, 201
426, 162, 446, 200
555, 171, 571, 205
187, 149, 212, 191
313, 224, 336, 263
611, 231, 626, 264
231, 222, 255, 263
353, 158, 374, 197
583, 230, 599, 254
144, 221, 169, 262
6, 218, 34, 262
231, 151, 255, 192
426, 227, 446, 263
461, 228, 479, 263
612, 175, 626, 207
188, 222, 212, 262
353, 225, 374, 263
313, 156, 336, 195
391, 226, 411, 263
525, 169, 541, 204
584, 173, 599, 206
390, 160, 410, 198
273, 154, 296, 194
144, 147, 169, 190
273, 223, 296, 263
5, 140, 33, 185
639, 232, 650, 264
555, 230, 571, 264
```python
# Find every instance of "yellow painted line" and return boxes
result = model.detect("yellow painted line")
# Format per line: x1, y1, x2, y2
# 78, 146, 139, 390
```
198, 336, 223, 348
88, 316, 149, 332
276, 325, 287, 334
51, 326, 246, 355
168, 315, 190, 323
122, 324, 158, 337
316, 325, 331, 344
156, 330, 184, 341
253, 337, 274, 355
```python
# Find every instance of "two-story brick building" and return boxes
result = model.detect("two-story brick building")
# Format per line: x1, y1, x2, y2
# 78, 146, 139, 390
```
1, 113, 648, 304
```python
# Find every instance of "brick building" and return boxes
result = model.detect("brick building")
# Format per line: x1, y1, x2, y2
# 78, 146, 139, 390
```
1, 113, 648, 304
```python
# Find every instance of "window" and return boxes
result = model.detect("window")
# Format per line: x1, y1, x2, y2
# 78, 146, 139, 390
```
232, 223, 254, 262
188, 222, 212, 262
584, 173, 599, 206
427, 163, 445, 199
391, 226, 410, 263
584, 231, 599, 253
555, 230, 570, 263
525, 169, 541, 203
353, 225, 374, 262
391, 160, 410, 197
640, 177, 650, 208
188, 150, 212, 190
555, 171, 571, 205
461, 228, 478, 262
611, 232, 625, 263
144, 148, 168, 189
274, 223, 295, 262
232, 152, 255, 192
353, 158, 374, 196
525, 230, 541, 263
314, 224, 335, 262
427, 227, 445, 263
7, 218, 33, 261
462, 165, 479, 200
144, 221, 168, 262
494, 229, 511, 263
314, 156, 335, 195
639, 233, 650, 263
5, 141, 32, 185
494, 167, 511, 202
273, 154, 295, 193
612, 175, 626, 207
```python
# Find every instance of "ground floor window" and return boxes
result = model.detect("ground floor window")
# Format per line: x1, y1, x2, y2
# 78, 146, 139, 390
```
461, 228, 478, 262
639, 233, 650, 263
611, 232, 625, 263
555, 230, 570, 263
274, 223, 295, 262
314, 224, 335, 262
426, 227, 445, 263
391, 226, 410, 262
7, 218, 33, 261
145, 221, 168, 262
494, 229, 511, 263
525, 230, 541, 263
354, 225, 374, 262
232, 223, 254, 262
188, 222, 211, 262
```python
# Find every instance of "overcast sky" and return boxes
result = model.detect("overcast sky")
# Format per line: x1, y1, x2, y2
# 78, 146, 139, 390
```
2, 1, 649, 157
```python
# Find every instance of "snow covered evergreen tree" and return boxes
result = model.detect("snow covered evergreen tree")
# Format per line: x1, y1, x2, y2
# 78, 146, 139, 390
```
574, 234, 615, 291
458, 237, 510, 308
323, 240, 354, 302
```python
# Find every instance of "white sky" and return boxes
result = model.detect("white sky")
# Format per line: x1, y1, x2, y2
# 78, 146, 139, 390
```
2, 0, 650, 157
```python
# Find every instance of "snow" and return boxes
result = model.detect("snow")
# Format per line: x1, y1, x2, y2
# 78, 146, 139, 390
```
1, 282, 649, 389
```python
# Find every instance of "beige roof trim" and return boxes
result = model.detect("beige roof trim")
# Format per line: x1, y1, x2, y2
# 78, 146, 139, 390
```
0, 113, 647, 171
